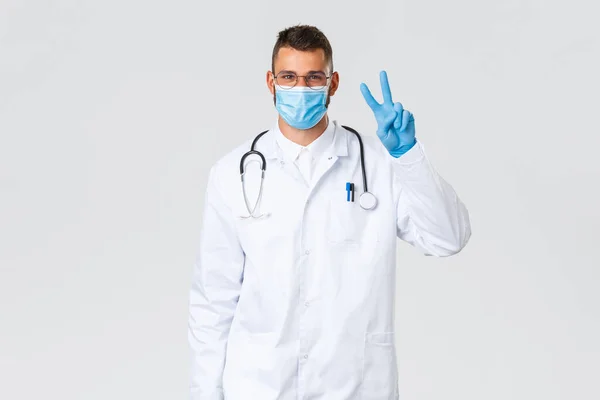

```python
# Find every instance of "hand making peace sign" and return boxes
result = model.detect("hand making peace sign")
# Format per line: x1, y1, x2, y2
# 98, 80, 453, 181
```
360, 70, 416, 157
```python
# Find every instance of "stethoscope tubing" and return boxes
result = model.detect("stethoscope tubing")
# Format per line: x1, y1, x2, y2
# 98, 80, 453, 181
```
239, 125, 374, 217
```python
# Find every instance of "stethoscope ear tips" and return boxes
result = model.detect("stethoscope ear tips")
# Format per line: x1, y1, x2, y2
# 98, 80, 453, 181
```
359, 192, 378, 210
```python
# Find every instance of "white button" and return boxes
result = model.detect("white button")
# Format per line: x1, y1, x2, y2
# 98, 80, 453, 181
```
304, 250, 310, 255
304, 354, 308, 359
304, 302, 310, 307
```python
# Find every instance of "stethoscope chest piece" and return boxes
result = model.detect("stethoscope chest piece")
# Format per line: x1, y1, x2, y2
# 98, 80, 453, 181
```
359, 191, 377, 210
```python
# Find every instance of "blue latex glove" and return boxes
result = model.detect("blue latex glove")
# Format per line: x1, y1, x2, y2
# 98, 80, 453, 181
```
360, 70, 416, 157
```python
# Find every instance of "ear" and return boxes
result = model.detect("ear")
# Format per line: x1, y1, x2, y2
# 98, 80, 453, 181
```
266, 70, 275, 95
329, 71, 340, 96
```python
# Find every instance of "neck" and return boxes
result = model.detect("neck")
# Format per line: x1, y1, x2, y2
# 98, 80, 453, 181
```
278, 115, 329, 147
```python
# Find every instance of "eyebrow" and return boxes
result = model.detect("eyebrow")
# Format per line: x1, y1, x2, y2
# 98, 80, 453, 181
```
276, 69, 327, 74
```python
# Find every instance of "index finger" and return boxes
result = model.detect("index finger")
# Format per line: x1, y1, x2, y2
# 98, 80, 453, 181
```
360, 82, 380, 111
379, 70, 393, 105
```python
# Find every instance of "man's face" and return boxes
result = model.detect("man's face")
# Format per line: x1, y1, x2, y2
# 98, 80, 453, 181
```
267, 47, 339, 107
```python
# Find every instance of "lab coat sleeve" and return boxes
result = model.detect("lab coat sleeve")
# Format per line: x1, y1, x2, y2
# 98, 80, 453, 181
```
392, 140, 471, 256
188, 164, 244, 400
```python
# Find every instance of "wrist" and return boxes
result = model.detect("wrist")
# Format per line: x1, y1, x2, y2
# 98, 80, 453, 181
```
388, 138, 417, 158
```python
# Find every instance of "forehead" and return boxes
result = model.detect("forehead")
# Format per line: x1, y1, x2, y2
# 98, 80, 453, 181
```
273, 47, 328, 73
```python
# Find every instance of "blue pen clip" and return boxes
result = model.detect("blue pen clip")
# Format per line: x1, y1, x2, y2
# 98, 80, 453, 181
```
346, 182, 355, 202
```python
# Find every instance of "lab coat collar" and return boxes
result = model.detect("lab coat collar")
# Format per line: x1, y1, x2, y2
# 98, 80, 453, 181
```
275, 117, 335, 162
261, 117, 348, 160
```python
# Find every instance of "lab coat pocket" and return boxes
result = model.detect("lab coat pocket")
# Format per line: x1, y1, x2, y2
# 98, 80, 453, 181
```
327, 189, 375, 245
223, 331, 289, 398
361, 332, 399, 400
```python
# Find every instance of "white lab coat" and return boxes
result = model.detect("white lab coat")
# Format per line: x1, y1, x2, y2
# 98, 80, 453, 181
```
189, 120, 471, 400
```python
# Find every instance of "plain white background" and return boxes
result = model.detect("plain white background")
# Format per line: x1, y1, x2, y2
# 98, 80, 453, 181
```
1, 0, 599, 398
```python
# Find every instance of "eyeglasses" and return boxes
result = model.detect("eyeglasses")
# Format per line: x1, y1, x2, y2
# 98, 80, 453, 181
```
273, 70, 331, 90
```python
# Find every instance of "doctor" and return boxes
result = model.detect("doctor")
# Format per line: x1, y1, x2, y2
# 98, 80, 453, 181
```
189, 25, 471, 400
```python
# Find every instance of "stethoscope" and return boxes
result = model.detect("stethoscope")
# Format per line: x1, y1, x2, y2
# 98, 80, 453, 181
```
239, 125, 377, 219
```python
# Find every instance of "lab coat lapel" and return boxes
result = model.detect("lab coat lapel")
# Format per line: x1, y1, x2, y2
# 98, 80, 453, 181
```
306, 122, 349, 193
261, 121, 350, 195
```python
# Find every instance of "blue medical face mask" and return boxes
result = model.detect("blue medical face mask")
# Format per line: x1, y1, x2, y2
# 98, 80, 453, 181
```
275, 85, 328, 130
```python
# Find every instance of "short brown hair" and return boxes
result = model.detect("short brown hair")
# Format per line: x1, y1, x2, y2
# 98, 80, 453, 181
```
271, 25, 334, 73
